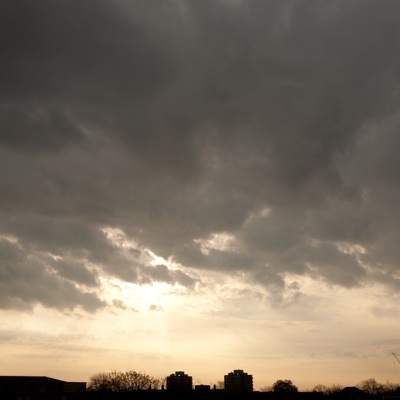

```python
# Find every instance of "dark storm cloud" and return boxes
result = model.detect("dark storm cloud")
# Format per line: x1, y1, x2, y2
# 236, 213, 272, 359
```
0, 105, 87, 151
0, 238, 104, 311
49, 259, 99, 287
2, 0, 400, 311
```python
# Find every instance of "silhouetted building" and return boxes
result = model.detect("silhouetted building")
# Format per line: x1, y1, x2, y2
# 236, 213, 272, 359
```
224, 370, 253, 392
166, 371, 192, 392
195, 385, 211, 392
0, 376, 86, 399
335, 387, 369, 400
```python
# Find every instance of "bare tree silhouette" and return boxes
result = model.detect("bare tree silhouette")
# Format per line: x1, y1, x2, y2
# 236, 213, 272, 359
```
87, 370, 165, 391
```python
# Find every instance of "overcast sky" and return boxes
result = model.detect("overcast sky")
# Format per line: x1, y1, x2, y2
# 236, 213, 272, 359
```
1, 0, 400, 390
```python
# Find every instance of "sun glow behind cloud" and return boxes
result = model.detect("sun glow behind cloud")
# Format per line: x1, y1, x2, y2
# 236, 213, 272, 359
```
1, 264, 400, 389
8, 224, 394, 388
1, 221, 399, 388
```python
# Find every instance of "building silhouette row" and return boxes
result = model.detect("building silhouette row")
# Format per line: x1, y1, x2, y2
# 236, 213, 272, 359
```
0, 370, 253, 399
1, 373, 399, 400
166, 369, 253, 392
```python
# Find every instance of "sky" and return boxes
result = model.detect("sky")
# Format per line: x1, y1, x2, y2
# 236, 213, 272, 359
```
1, 0, 400, 391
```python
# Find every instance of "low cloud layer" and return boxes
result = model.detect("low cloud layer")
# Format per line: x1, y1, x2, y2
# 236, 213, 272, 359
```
1, 0, 400, 311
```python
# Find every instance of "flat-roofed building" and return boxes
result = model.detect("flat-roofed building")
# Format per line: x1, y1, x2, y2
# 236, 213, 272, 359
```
0, 376, 86, 399
166, 371, 192, 392
224, 369, 253, 392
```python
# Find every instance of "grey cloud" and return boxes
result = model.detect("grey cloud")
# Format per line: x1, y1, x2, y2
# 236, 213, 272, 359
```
0, 214, 117, 267
172, 269, 198, 289
0, 0, 172, 98
49, 259, 99, 287
112, 299, 127, 310
0, 238, 24, 262
174, 243, 255, 272
0, 239, 104, 311
0, 105, 87, 151
251, 267, 286, 294
1, 0, 400, 309
303, 243, 366, 288
0, 210, 197, 311
138, 264, 198, 288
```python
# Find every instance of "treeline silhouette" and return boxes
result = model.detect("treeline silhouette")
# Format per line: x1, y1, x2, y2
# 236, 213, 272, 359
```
309, 379, 400, 395
87, 371, 400, 395
1, 372, 400, 400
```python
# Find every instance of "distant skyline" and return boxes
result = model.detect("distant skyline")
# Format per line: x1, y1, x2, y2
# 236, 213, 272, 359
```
1, 0, 400, 391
